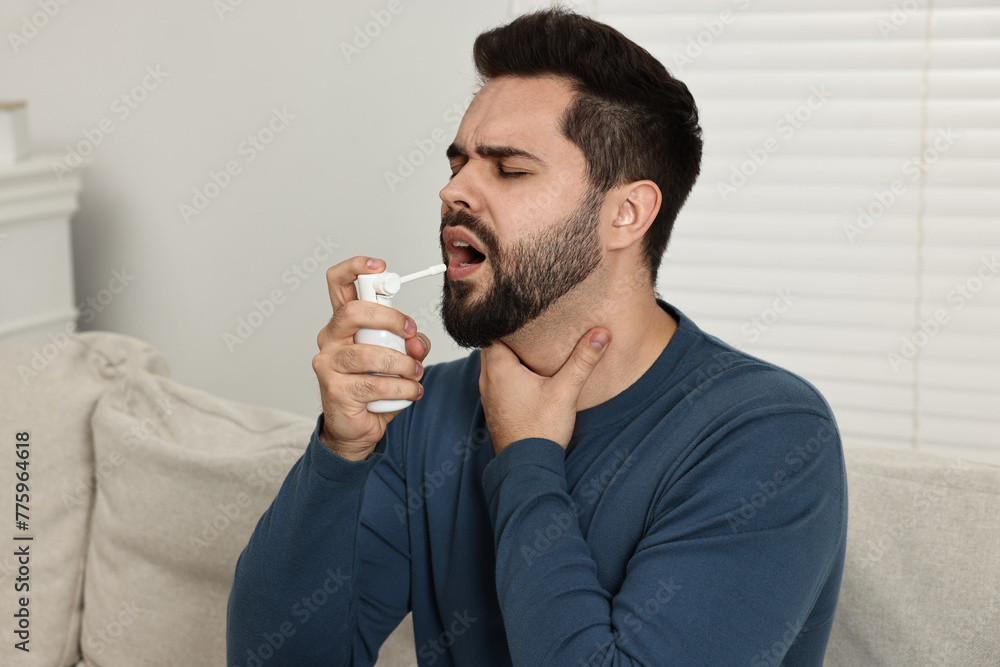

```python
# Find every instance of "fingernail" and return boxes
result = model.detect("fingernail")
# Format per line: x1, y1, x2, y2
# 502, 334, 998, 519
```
367, 258, 382, 269
590, 332, 609, 351
415, 361, 423, 378
417, 384, 424, 398
404, 318, 416, 335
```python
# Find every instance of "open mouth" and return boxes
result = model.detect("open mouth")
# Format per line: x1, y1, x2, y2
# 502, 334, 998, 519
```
449, 240, 487, 268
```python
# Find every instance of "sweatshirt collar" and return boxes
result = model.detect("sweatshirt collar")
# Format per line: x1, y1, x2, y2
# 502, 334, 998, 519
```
569, 299, 702, 437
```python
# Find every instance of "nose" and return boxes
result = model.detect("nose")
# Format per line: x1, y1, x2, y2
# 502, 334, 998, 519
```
439, 165, 481, 215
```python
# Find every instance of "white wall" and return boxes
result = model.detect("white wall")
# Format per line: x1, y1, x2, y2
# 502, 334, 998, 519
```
4, 0, 515, 416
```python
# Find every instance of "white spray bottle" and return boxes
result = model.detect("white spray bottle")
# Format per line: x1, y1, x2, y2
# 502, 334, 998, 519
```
355, 263, 447, 413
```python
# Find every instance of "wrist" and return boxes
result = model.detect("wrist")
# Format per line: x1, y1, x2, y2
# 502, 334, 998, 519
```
319, 430, 375, 462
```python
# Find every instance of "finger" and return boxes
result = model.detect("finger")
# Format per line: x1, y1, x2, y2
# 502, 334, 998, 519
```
553, 328, 610, 393
481, 340, 516, 363
328, 299, 417, 341
479, 341, 522, 386
332, 344, 424, 379
348, 374, 424, 405
406, 332, 432, 362
325, 256, 385, 311
478, 342, 499, 376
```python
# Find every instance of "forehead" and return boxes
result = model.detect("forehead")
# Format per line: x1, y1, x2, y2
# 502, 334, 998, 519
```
454, 75, 579, 155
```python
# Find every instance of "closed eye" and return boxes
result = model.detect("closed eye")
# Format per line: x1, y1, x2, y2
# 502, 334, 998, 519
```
446, 163, 528, 180
498, 167, 527, 179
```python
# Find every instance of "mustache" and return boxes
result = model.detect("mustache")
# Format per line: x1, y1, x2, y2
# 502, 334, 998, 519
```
440, 209, 499, 257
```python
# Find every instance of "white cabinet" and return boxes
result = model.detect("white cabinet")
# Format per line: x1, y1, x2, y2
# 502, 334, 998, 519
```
0, 156, 83, 344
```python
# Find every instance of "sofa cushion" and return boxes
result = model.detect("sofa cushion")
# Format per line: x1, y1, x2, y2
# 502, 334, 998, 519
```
79, 369, 312, 667
0, 331, 169, 667
826, 444, 1000, 666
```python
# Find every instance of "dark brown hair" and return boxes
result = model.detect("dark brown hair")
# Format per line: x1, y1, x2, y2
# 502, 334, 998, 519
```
473, 8, 703, 283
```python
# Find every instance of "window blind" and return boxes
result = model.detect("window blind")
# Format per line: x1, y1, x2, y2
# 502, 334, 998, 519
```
582, 0, 1000, 464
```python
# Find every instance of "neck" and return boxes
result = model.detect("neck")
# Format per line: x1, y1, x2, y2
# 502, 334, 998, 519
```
502, 271, 678, 411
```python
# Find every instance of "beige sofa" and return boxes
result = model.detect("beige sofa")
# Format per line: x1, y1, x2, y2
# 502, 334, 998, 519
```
1, 331, 997, 666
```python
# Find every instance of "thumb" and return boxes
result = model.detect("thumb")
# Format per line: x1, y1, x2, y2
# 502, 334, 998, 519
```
554, 328, 610, 394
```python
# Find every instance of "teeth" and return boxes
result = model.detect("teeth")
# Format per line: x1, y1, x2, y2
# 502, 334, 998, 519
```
459, 262, 471, 267
452, 241, 470, 247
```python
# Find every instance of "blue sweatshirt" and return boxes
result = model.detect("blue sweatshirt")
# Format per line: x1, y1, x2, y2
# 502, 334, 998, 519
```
227, 301, 847, 666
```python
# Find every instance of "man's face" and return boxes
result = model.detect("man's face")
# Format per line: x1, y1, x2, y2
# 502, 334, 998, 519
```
439, 75, 604, 349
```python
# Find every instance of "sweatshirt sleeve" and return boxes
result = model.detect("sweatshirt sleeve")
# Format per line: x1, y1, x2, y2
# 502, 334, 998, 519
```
481, 411, 847, 666
226, 413, 412, 666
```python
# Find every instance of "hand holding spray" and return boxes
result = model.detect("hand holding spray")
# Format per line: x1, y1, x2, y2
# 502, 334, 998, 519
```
355, 263, 446, 413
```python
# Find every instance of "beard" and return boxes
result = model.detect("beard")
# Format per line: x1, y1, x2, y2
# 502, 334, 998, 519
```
440, 187, 604, 349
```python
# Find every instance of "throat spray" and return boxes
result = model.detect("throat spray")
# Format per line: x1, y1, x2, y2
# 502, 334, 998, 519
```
355, 263, 446, 413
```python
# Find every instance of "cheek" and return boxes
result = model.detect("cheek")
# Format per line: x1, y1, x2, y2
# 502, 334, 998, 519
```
515, 189, 558, 222
516, 173, 589, 223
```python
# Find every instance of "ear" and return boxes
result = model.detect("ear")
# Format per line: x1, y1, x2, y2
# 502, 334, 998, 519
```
607, 181, 662, 252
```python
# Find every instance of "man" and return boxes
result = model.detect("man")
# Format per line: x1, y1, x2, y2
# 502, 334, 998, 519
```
228, 9, 846, 666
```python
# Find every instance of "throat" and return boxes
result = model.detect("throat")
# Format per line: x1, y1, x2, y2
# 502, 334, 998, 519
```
451, 245, 485, 267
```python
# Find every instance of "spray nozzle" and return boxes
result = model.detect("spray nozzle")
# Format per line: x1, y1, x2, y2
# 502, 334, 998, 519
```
366, 263, 447, 298
371, 273, 401, 297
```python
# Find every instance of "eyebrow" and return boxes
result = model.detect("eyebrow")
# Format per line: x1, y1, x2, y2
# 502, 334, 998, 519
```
446, 142, 548, 167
